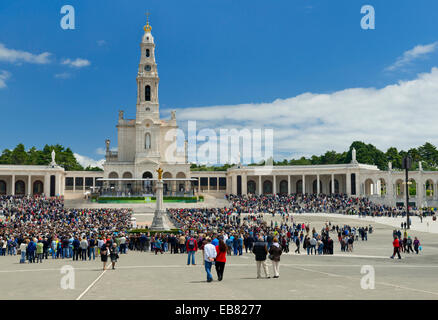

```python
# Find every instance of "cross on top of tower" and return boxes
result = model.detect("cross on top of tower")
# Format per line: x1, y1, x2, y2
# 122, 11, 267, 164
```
144, 11, 152, 32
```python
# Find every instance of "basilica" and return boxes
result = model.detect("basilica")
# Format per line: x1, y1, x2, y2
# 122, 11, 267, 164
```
1, 19, 438, 209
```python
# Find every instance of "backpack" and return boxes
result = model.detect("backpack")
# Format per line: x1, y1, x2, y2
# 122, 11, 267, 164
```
188, 238, 195, 250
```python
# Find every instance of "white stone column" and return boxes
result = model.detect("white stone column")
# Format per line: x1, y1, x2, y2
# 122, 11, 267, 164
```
73, 177, 76, 192
242, 173, 247, 195
346, 173, 351, 196
258, 175, 262, 195
355, 173, 360, 196
56, 174, 62, 196
217, 177, 220, 192
11, 174, 15, 196
27, 175, 32, 196
231, 174, 237, 194
331, 174, 335, 194
316, 174, 320, 194
44, 174, 50, 196
273, 175, 277, 194
207, 177, 210, 193
302, 174, 306, 194
288, 175, 291, 194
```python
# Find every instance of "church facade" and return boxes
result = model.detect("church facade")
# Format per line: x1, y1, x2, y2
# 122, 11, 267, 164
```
101, 19, 191, 196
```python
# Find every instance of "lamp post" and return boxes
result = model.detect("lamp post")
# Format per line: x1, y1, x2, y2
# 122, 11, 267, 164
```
402, 156, 412, 229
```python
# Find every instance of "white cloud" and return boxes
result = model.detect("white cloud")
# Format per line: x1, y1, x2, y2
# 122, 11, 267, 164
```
74, 153, 105, 169
97, 40, 106, 46
0, 70, 11, 88
386, 42, 438, 72
95, 147, 106, 155
175, 67, 438, 162
54, 72, 72, 79
62, 58, 91, 68
0, 43, 51, 64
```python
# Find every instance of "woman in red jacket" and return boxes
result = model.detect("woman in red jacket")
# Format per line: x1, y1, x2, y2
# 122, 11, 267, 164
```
215, 239, 227, 281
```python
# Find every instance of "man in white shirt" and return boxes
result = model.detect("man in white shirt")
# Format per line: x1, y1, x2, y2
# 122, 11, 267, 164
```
203, 237, 217, 282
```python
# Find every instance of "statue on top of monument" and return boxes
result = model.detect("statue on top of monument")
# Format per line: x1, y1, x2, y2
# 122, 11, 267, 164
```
156, 167, 163, 180
171, 110, 176, 120
119, 110, 124, 120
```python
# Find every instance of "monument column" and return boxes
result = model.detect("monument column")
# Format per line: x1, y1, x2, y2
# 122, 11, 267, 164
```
150, 168, 170, 231
288, 175, 291, 194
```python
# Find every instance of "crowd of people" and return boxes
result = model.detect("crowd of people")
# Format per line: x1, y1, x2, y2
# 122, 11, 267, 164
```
0, 193, 426, 281
0, 195, 132, 266
226, 193, 429, 218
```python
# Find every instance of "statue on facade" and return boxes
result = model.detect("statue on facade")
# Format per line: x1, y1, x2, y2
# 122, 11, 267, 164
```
388, 161, 392, 171
50, 149, 56, 166
171, 110, 176, 120
105, 139, 110, 153
352, 148, 357, 162
419, 161, 423, 171
118, 110, 124, 120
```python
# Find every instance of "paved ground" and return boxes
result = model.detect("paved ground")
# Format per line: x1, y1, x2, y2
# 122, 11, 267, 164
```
1, 214, 438, 300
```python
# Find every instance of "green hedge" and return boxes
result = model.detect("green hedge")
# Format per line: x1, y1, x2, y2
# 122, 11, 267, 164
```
99, 196, 146, 201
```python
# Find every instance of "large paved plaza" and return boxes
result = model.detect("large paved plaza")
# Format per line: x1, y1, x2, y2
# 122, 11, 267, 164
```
1, 214, 437, 300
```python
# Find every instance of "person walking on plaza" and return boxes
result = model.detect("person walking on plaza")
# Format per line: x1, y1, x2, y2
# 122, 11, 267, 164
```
252, 236, 270, 279
186, 235, 198, 265
391, 236, 401, 259
414, 237, 421, 254
269, 238, 282, 278
203, 237, 217, 282
295, 236, 300, 254
109, 243, 119, 270
100, 242, 109, 270
215, 239, 227, 281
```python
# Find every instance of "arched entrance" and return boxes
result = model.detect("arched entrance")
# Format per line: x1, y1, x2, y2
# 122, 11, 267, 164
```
279, 180, 288, 194
296, 180, 303, 194
122, 172, 133, 194
15, 180, 25, 195
163, 172, 172, 195
263, 180, 273, 194
409, 179, 417, 196
142, 171, 153, 193
33, 181, 43, 195
247, 180, 256, 194
0, 180, 6, 195
364, 179, 374, 196
426, 179, 434, 197
378, 178, 386, 195
176, 172, 186, 193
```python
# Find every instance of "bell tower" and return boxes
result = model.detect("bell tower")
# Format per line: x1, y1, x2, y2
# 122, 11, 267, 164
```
136, 13, 160, 121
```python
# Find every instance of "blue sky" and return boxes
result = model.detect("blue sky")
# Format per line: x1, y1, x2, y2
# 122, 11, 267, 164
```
1, 0, 438, 166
